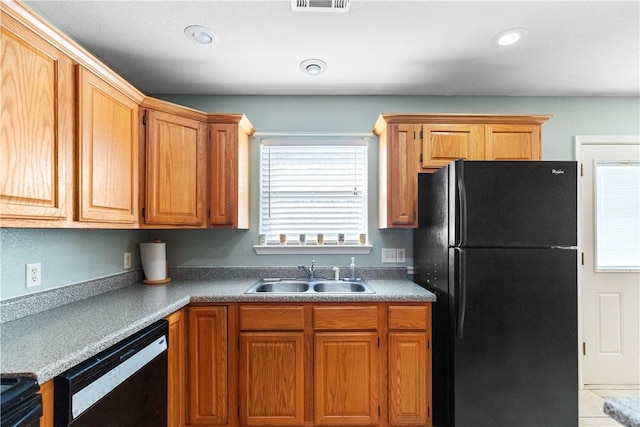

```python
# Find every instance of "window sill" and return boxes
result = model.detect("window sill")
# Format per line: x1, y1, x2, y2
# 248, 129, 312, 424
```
253, 244, 372, 255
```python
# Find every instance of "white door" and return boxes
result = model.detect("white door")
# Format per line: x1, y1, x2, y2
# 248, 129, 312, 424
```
577, 136, 640, 386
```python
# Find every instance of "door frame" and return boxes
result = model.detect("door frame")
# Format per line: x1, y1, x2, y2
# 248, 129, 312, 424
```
574, 135, 640, 388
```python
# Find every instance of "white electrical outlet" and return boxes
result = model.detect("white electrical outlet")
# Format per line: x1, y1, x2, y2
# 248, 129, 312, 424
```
26, 263, 41, 288
396, 248, 406, 263
382, 248, 397, 263
124, 252, 132, 269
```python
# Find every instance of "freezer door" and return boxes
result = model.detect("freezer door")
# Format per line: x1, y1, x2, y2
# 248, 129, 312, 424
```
452, 161, 577, 247
450, 247, 577, 427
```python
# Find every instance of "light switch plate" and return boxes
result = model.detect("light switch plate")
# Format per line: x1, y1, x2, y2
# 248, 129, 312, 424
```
396, 248, 406, 263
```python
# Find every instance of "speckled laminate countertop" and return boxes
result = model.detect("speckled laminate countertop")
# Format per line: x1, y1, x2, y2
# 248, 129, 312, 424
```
0, 278, 435, 384
604, 396, 640, 427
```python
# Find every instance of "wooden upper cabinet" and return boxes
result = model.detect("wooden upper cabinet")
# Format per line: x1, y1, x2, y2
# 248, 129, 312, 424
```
0, 12, 74, 221
78, 68, 138, 223
142, 105, 206, 227
208, 115, 254, 229
375, 114, 550, 229
139, 101, 254, 229
421, 124, 485, 169
2, 2, 144, 227
485, 124, 541, 160
375, 119, 420, 229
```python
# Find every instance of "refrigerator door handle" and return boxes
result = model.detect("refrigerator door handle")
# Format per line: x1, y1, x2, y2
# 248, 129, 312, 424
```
456, 161, 467, 246
456, 248, 467, 339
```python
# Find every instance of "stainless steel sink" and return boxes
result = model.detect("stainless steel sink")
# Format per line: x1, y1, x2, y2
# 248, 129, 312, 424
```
251, 282, 309, 293
245, 278, 374, 294
312, 281, 370, 293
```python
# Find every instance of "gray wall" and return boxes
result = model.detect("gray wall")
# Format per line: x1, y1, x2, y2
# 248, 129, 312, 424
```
1, 95, 638, 300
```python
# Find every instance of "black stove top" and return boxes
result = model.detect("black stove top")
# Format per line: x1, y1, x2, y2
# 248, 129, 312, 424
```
0, 376, 41, 427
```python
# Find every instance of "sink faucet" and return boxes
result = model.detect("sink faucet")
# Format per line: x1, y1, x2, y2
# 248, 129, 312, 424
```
298, 260, 316, 279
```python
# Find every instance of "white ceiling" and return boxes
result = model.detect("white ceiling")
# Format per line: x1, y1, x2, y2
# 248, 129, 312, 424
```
25, 0, 640, 97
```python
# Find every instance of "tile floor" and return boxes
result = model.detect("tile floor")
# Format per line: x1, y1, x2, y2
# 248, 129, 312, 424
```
579, 386, 640, 426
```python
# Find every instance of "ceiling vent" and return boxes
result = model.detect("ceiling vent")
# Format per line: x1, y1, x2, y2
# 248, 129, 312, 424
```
291, 0, 351, 12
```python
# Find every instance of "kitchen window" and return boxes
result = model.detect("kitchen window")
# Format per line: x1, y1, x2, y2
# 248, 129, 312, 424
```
257, 136, 369, 253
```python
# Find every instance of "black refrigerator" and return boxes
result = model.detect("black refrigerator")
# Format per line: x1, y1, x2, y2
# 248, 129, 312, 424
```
414, 160, 578, 427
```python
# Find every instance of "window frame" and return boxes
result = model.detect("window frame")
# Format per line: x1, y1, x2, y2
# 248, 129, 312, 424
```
253, 133, 373, 255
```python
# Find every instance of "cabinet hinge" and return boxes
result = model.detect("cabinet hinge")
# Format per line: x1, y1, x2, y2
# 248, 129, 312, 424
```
580, 163, 584, 177
583, 342, 586, 356
378, 406, 381, 416
419, 129, 423, 139
428, 406, 431, 417
420, 153, 423, 163
427, 339, 430, 350
141, 207, 145, 218
581, 253, 584, 266
142, 114, 146, 126
377, 337, 380, 348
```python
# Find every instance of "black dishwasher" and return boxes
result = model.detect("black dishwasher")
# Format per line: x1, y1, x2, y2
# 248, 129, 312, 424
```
54, 319, 168, 427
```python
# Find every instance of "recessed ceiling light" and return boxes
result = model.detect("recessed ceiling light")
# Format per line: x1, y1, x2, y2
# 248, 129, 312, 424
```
184, 25, 218, 45
300, 59, 327, 75
492, 27, 528, 47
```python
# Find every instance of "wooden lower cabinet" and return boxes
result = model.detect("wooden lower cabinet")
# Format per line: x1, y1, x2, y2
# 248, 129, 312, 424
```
187, 302, 432, 427
314, 332, 379, 426
188, 306, 228, 426
239, 332, 305, 426
167, 310, 187, 427
388, 333, 428, 425
387, 305, 432, 427
40, 379, 54, 427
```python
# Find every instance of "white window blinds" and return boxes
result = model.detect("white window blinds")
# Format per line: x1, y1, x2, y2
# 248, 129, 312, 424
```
595, 161, 640, 271
259, 138, 368, 244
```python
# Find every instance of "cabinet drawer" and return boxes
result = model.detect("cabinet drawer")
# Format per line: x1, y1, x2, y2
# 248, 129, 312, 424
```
239, 306, 305, 330
388, 305, 429, 330
313, 306, 378, 330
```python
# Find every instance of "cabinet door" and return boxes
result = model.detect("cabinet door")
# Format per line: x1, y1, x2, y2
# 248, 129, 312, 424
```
239, 332, 305, 426
1, 14, 73, 220
78, 68, 138, 223
388, 332, 428, 426
39, 379, 54, 427
421, 124, 484, 169
209, 123, 250, 228
145, 110, 205, 226
188, 306, 228, 426
485, 124, 541, 160
388, 124, 419, 227
167, 310, 186, 427
314, 332, 379, 425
